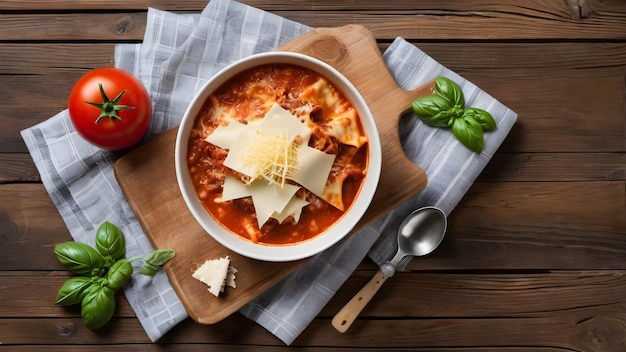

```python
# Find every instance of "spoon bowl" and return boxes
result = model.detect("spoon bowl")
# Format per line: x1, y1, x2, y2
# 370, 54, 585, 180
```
384, 207, 447, 276
332, 206, 447, 333
400, 207, 447, 256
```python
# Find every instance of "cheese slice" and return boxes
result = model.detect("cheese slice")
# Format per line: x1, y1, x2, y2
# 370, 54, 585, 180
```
221, 175, 251, 202
248, 181, 300, 228
272, 196, 310, 223
225, 265, 238, 289
204, 118, 247, 150
291, 144, 336, 197
192, 256, 237, 297
252, 103, 312, 144
205, 103, 338, 227
223, 104, 310, 181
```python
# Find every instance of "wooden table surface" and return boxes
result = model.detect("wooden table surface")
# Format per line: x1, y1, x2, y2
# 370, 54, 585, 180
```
2, 0, 626, 351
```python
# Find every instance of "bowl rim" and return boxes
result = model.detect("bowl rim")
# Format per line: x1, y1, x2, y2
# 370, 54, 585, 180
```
175, 51, 382, 262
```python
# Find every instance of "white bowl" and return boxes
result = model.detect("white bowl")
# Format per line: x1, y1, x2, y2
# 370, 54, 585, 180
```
175, 51, 381, 262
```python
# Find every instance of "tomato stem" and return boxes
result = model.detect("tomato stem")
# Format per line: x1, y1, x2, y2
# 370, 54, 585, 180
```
85, 83, 135, 124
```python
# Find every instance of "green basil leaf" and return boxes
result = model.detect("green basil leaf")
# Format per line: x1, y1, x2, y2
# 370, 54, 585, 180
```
106, 259, 133, 290
95, 221, 126, 260
451, 116, 484, 153
54, 242, 106, 276
144, 249, 176, 267
81, 285, 116, 330
412, 94, 453, 123
420, 109, 453, 128
435, 76, 465, 108
464, 107, 497, 131
55, 277, 93, 306
139, 263, 160, 277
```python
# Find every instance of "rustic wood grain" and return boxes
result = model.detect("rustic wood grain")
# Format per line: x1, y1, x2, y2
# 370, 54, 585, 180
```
2, 41, 624, 153
3, 42, 625, 74
3, 152, 626, 184
3, 0, 626, 350
4, 313, 626, 349
9, 270, 624, 318
3, 181, 625, 271
2, 271, 625, 351
0, 0, 588, 13
0, 154, 40, 182
1, 2, 625, 42
4, 70, 625, 154
1, 0, 624, 22
0, 348, 588, 352
0, 184, 72, 271
0, 44, 116, 74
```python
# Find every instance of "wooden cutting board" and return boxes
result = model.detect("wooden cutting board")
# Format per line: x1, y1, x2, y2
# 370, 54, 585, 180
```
114, 24, 432, 324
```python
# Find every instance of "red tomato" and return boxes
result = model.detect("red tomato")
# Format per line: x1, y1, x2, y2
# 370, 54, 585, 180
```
68, 67, 152, 151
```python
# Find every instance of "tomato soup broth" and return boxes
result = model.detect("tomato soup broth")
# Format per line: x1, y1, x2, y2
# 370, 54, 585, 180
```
187, 64, 368, 245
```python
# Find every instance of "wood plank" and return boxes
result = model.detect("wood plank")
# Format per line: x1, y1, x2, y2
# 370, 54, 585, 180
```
0, 184, 73, 271
2, 181, 625, 271
1, 0, 621, 22
460, 70, 626, 153
0, 0, 578, 12
426, 181, 626, 270
0, 44, 115, 75
2, 271, 625, 351
3, 41, 624, 153
480, 153, 626, 182
414, 42, 626, 71
1, 72, 85, 153
2, 281, 625, 350
5, 68, 625, 153
10, 346, 546, 352
2, 152, 625, 184
297, 313, 626, 350
288, 12, 626, 41
0, 272, 136, 318
4, 270, 624, 318
0, 347, 575, 352
0, 13, 147, 41
0, 0, 210, 11
0, 347, 572, 352
323, 270, 626, 317
0, 154, 40, 182
2, 0, 625, 350
2, 42, 624, 74
1, 8, 625, 42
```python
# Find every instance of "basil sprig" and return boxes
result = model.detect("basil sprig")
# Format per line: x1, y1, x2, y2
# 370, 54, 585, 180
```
411, 76, 496, 153
140, 249, 177, 276
54, 221, 175, 330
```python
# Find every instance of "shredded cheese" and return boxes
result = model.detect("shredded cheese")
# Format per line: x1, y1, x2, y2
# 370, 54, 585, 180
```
207, 103, 336, 228
242, 128, 299, 188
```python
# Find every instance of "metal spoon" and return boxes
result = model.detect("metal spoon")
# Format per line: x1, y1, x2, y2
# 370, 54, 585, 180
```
331, 206, 447, 333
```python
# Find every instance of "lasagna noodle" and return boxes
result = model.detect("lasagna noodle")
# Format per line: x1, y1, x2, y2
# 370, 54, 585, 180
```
299, 78, 366, 148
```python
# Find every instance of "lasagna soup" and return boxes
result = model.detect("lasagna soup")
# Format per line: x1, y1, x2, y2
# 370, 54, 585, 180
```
187, 64, 368, 245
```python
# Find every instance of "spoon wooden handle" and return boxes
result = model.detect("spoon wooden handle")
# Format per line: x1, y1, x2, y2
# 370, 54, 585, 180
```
331, 270, 388, 333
